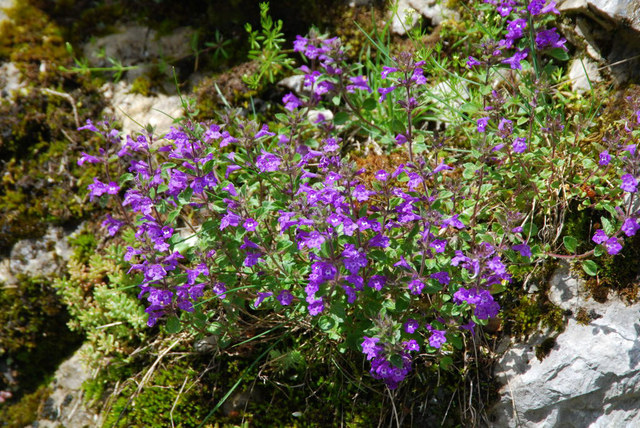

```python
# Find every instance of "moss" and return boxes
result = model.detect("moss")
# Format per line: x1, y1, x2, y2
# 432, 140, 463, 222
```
0, 385, 51, 428
0, 275, 82, 399
535, 337, 556, 361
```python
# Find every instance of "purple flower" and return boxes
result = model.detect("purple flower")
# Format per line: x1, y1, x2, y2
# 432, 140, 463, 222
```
244, 252, 262, 267
77, 152, 101, 166
512, 243, 532, 257
254, 124, 275, 139
346, 75, 372, 93
367, 275, 386, 291
220, 212, 241, 230
622, 218, 640, 237
592, 229, 608, 245
502, 49, 528, 70
441, 215, 465, 229
308, 298, 325, 316
243, 218, 258, 231
408, 278, 425, 295
506, 18, 527, 40
428, 330, 447, 349
404, 318, 419, 334
599, 150, 611, 166
277, 290, 293, 306
535, 28, 566, 50
256, 150, 282, 172
381, 66, 399, 78
453, 287, 500, 319
361, 336, 382, 360
375, 169, 388, 181
403, 339, 420, 352
254, 291, 273, 308
353, 184, 373, 202
605, 237, 622, 255
430, 239, 447, 253
283, 92, 302, 111
513, 137, 527, 153
621, 174, 638, 193
378, 86, 396, 102
78, 119, 99, 132
430, 271, 450, 285
213, 282, 227, 299
102, 214, 124, 236
467, 56, 483, 68
342, 244, 367, 273
395, 133, 408, 145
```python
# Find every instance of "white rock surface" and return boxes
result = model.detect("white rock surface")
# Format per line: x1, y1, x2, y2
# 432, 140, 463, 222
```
101, 80, 184, 139
0, 62, 25, 100
0, 0, 13, 26
83, 25, 194, 71
492, 263, 640, 427
568, 57, 602, 93
389, 0, 458, 35
33, 344, 101, 428
0, 226, 73, 285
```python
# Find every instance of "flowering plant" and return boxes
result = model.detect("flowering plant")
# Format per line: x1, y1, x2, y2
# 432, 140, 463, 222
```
78, 0, 640, 393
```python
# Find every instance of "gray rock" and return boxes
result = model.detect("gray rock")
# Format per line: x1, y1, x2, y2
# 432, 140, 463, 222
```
0, 226, 73, 285
559, 0, 640, 84
568, 57, 602, 93
0, 0, 13, 26
492, 263, 640, 427
82, 25, 194, 74
0, 62, 26, 100
32, 344, 101, 428
100, 80, 184, 140
389, 0, 459, 35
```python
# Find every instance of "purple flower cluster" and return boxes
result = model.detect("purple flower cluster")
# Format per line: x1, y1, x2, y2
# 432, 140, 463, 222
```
361, 337, 412, 389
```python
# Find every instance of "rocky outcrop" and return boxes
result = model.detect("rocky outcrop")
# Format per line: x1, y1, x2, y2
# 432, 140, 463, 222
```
389, 0, 459, 35
492, 263, 640, 427
100, 80, 184, 140
559, 0, 640, 84
31, 344, 100, 428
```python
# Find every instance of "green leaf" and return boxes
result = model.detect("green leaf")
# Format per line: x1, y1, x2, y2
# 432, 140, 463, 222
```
333, 111, 349, 125
165, 316, 182, 334
547, 48, 570, 61
317, 315, 335, 331
389, 354, 404, 369
601, 217, 615, 236
563, 236, 578, 254
362, 97, 377, 111
582, 260, 598, 276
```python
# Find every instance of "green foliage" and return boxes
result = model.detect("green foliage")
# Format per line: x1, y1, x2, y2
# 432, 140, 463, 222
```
0, 275, 82, 395
53, 243, 148, 367
0, 385, 51, 428
243, 2, 294, 90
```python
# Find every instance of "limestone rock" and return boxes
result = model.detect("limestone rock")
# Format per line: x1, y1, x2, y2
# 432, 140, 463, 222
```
559, 0, 640, 84
389, 0, 459, 35
0, 226, 73, 285
568, 57, 602, 93
492, 263, 640, 427
32, 344, 101, 428
101, 80, 184, 140
82, 25, 194, 78
0, 62, 26, 100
